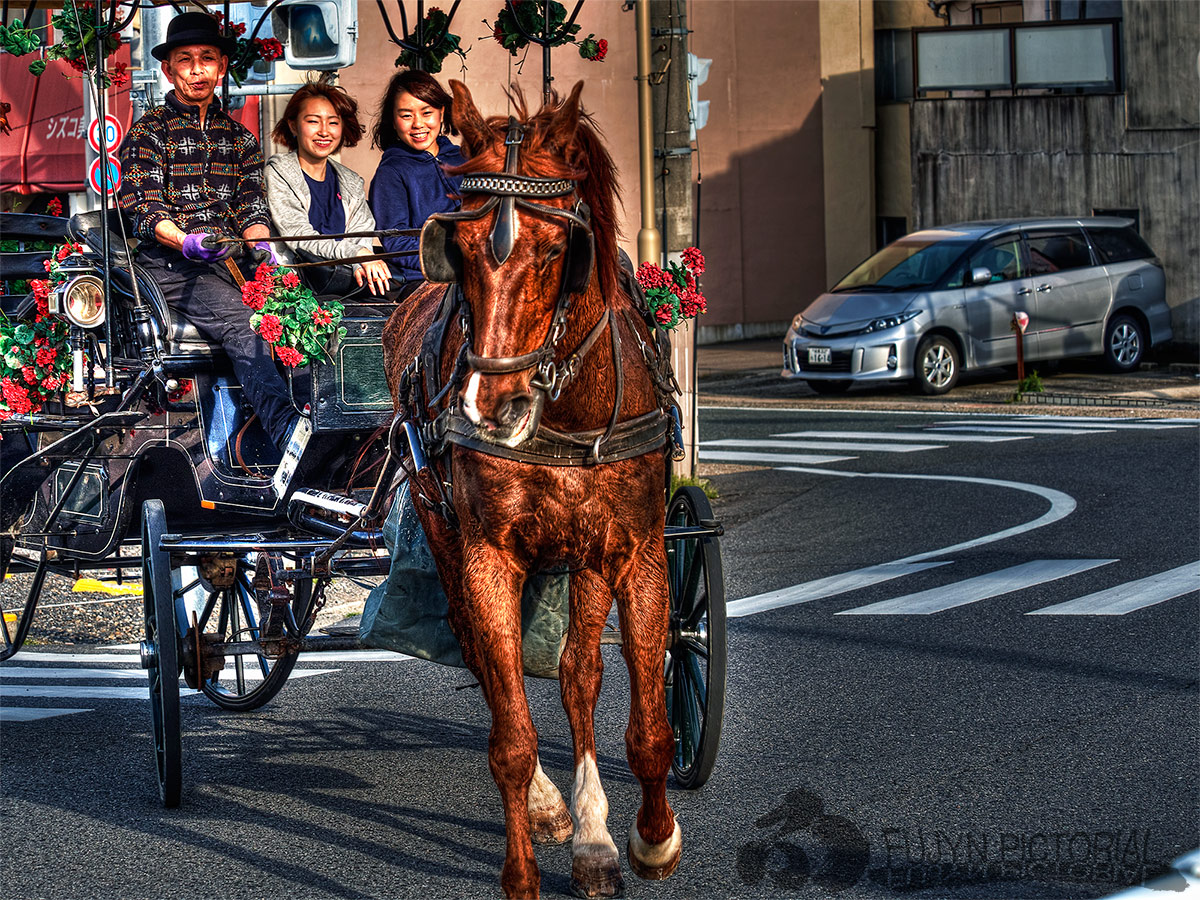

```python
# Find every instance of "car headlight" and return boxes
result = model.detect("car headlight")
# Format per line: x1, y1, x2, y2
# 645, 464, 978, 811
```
859, 309, 921, 335
61, 275, 105, 328
791, 313, 805, 333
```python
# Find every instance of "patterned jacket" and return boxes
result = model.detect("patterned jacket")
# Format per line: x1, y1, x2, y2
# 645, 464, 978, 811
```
117, 91, 271, 244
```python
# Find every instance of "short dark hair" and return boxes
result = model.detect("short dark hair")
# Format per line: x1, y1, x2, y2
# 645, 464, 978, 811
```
271, 83, 364, 151
371, 69, 456, 150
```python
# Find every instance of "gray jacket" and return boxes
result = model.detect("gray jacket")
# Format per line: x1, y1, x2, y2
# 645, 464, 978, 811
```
264, 151, 376, 265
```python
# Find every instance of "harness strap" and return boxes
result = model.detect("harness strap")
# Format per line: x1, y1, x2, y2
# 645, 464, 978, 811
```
435, 408, 670, 468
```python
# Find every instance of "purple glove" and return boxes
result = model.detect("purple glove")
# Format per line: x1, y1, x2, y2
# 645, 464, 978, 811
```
181, 233, 233, 263
250, 240, 281, 266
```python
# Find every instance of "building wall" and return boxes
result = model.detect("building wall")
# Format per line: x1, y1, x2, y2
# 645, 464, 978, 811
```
910, 94, 1199, 344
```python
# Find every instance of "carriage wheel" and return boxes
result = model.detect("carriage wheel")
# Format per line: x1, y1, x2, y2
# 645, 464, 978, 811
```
664, 486, 726, 789
187, 556, 310, 712
141, 499, 182, 808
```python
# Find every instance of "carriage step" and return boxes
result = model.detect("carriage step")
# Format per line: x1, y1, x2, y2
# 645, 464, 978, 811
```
319, 622, 361, 638
287, 489, 369, 521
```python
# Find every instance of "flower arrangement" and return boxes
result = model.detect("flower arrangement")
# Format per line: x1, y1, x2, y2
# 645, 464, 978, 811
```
635, 246, 707, 331
396, 6, 467, 74
212, 12, 284, 86
0, 242, 81, 422
488, 0, 607, 62
240, 264, 346, 368
12, 1, 128, 88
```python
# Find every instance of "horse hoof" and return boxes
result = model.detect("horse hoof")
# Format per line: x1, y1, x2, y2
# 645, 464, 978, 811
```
626, 820, 682, 881
530, 805, 574, 844
570, 849, 624, 898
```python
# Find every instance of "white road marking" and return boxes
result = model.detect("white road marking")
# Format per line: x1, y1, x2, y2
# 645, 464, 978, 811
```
933, 419, 1193, 431
702, 439, 945, 453
699, 450, 855, 465
1027, 561, 1200, 615
6, 649, 412, 665
776, 430, 1031, 443
729, 468, 1079, 617
726, 562, 951, 618
836, 559, 1117, 615
0, 708, 92, 722
1, 668, 338, 701
0, 667, 340, 682
926, 425, 1114, 435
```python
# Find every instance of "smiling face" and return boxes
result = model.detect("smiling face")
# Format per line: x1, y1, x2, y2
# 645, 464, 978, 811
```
292, 96, 343, 166
393, 90, 443, 154
162, 44, 227, 108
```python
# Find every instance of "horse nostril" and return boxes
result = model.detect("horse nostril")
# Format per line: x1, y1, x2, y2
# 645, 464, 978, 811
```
497, 392, 533, 427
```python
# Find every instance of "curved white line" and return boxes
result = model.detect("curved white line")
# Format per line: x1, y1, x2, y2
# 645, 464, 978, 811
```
777, 466, 1077, 563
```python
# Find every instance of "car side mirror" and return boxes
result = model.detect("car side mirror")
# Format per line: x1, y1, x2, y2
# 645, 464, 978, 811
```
970, 266, 994, 285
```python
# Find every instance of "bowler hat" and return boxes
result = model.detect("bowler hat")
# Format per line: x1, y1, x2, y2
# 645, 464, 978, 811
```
152, 12, 238, 61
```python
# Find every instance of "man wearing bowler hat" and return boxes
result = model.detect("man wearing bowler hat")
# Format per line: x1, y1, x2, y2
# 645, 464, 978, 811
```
117, 12, 303, 454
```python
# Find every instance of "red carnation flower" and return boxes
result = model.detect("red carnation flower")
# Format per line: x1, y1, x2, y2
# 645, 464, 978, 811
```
1, 378, 33, 414
36, 347, 57, 367
312, 308, 333, 327
594, 39, 608, 61
46, 197, 63, 217
255, 263, 277, 284
282, 271, 301, 289
22, 366, 38, 385
275, 346, 304, 368
40, 375, 61, 391
257, 314, 283, 344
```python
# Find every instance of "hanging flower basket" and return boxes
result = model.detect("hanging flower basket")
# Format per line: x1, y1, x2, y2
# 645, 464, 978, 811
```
241, 264, 346, 368
487, 0, 607, 62
396, 6, 467, 74
635, 247, 707, 331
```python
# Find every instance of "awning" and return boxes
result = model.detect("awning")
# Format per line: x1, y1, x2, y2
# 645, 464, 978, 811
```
1, 50, 261, 195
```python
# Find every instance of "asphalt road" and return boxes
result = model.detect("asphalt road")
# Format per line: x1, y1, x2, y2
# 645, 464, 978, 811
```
2, 406, 1197, 900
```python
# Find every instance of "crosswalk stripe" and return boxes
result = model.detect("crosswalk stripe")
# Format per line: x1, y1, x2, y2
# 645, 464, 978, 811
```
926, 425, 1114, 435
0, 667, 342, 682
932, 419, 1193, 430
726, 562, 951, 618
1026, 561, 1200, 615
702, 438, 945, 453
0, 668, 340, 701
0, 708, 92, 722
835, 559, 1117, 615
698, 450, 855, 465
776, 430, 1031, 443
6, 649, 412, 665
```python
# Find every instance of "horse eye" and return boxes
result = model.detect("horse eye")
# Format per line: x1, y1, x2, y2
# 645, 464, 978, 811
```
544, 246, 564, 262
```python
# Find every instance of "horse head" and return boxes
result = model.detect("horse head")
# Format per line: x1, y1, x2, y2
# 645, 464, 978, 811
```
421, 80, 607, 447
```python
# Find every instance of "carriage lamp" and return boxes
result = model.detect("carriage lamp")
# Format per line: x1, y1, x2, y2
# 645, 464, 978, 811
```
61, 275, 105, 329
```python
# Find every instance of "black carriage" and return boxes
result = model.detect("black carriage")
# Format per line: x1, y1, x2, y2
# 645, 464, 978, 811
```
0, 210, 726, 805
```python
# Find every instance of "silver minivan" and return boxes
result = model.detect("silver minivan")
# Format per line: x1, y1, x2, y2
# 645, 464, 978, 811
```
781, 218, 1172, 394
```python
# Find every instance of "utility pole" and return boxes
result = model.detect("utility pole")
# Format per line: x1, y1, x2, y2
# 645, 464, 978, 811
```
648, 0, 695, 478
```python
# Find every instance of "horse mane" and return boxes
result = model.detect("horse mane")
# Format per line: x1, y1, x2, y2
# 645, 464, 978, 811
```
452, 85, 624, 305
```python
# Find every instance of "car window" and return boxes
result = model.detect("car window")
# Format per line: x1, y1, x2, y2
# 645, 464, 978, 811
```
1025, 230, 1093, 276
835, 237, 974, 292
1086, 226, 1155, 264
968, 237, 1024, 283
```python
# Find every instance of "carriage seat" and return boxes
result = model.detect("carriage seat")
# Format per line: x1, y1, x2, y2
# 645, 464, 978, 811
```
68, 211, 224, 362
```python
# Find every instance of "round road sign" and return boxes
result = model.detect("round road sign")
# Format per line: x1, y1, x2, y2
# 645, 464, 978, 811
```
87, 115, 124, 153
88, 157, 121, 196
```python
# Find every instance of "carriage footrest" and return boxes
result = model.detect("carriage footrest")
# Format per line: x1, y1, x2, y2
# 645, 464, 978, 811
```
287, 489, 369, 522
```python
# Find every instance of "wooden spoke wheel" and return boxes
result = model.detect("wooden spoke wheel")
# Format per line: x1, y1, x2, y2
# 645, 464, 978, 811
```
664, 486, 726, 789
141, 499, 182, 808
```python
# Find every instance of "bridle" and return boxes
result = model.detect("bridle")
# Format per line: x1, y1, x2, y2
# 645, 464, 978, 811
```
419, 118, 602, 400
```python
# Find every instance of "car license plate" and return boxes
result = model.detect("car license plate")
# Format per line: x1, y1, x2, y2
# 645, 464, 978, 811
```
807, 347, 832, 365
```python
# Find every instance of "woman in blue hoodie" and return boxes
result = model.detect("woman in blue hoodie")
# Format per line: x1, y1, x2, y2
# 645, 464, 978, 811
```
368, 70, 465, 295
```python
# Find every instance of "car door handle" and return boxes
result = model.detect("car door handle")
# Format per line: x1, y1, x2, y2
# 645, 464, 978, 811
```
1036, 284, 1053, 292
1016, 288, 1032, 296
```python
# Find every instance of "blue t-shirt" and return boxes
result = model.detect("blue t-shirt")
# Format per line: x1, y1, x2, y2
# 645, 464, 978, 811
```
303, 167, 346, 237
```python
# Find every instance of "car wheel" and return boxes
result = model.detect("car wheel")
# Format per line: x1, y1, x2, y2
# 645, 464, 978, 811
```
806, 380, 852, 395
913, 335, 960, 395
1104, 314, 1145, 372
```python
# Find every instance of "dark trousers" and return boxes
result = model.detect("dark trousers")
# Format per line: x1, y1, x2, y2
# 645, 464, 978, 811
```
138, 246, 296, 449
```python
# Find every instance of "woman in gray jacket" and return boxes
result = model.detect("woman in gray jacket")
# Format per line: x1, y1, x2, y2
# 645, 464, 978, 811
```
265, 83, 392, 296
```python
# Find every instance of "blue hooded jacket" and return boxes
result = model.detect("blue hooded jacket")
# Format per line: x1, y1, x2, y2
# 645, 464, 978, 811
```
368, 135, 465, 284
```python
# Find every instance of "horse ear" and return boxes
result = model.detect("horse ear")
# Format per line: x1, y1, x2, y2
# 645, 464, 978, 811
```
545, 80, 585, 153
450, 80, 495, 157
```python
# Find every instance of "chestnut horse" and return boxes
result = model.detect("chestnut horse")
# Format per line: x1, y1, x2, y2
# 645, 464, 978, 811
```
381, 81, 681, 898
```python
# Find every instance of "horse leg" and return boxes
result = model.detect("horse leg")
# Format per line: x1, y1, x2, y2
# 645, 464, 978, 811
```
462, 551, 542, 900
560, 568, 623, 898
528, 756, 572, 844
614, 550, 682, 881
